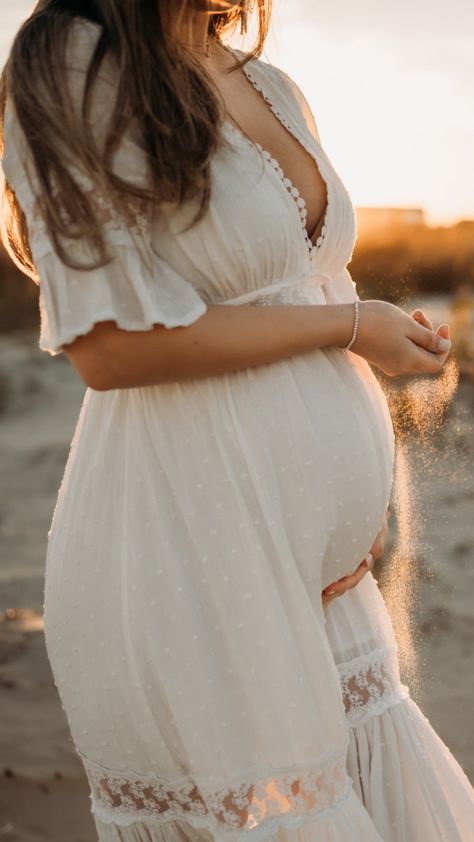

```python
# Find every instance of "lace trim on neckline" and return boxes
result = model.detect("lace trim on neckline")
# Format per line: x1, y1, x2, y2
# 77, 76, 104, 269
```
254, 144, 328, 256
80, 746, 351, 836
236, 56, 330, 265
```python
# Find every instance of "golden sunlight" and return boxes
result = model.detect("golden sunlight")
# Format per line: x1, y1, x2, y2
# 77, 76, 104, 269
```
239, 0, 474, 227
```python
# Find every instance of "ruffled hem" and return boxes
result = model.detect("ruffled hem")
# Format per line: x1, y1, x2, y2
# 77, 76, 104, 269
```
39, 301, 207, 356
92, 787, 383, 842
347, 697, 474, 841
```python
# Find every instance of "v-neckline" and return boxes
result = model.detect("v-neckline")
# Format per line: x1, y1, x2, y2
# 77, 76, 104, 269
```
222, 47, 330, 261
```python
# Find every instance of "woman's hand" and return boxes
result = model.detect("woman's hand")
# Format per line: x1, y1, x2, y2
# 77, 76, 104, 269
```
321, 555, 375, 608
351, 300, 451, 378
322, 506, 391, 608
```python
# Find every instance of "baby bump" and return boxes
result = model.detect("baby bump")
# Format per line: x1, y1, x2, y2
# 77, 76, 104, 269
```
198, 346, 395, 590
44, 346, 394, 636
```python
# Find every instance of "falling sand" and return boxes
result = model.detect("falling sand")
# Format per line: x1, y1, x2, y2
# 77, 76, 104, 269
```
380, 357, 460, 687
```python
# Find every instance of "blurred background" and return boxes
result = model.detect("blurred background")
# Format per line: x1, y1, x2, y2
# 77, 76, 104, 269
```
1, 1, 473, 839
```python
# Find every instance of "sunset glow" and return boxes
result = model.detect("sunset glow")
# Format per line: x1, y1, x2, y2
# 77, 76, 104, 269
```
259, 0, 474, 227
1, 0, 473, 226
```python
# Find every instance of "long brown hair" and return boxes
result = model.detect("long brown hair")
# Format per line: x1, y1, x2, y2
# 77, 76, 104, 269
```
0, 1, 272, 281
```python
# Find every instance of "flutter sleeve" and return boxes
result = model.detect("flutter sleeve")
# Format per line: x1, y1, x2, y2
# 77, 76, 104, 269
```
0, 20, 207, 356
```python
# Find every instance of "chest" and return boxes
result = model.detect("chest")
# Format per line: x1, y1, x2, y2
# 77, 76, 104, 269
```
213, 66, 328, 245
150, 59, 357, 306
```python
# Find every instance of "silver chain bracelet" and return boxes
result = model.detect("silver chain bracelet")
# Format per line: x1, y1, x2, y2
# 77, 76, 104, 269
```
339, 299, 360, 351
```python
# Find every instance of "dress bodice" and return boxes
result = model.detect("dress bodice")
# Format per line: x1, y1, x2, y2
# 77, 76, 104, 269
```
150, 51, 359, 310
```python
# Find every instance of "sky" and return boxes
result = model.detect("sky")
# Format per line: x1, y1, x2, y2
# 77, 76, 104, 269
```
1, 0, 473, 225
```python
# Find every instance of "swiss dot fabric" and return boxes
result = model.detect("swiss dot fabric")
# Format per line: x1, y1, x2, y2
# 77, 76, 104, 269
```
1, 16, 473, 842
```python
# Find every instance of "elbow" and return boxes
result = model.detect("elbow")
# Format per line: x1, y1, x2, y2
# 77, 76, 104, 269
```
63, 321, 172, 390
86, 372, 117, 392
66, 352, 118, 392
63, 327, 122, 392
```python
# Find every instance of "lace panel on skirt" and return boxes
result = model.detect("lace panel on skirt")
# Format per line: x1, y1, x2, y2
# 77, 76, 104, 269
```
80, 747, 351, 837
337, 645, 409, 728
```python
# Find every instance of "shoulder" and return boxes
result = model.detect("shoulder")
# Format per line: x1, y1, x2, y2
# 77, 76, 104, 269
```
65, 16, 103, 57
62, 17, 118, 101
15, 15, 117, 102
8, 13, 104, 76
1, 17, 117, 201
235, 49, 321, 144
2, 16, 115, 132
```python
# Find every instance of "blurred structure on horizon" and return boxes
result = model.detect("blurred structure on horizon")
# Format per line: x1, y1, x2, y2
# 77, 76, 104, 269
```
356, 207, 426, 235
350, 210, 474, 304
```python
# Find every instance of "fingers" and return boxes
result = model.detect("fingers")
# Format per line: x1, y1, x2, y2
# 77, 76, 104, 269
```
323, 505, 392, 611
414, 314, 451, 345
370, 510, 390, 559
412, 309, 433, 332
322, 553, 374, 604
370, 529, 385, 560
411, 314, 453, 370
359, 552, 375, 570
437, 323, 450, 341
321, 591, 339, 607
337, 556, 374, 588
409, 343, 451, 374
394, 312, 452, 376
409, 319, 452, 355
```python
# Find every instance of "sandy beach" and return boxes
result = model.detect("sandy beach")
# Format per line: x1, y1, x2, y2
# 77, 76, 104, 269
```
0, 329, 473, 841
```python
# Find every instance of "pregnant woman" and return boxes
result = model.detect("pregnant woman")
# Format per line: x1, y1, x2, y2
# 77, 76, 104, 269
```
1, 2, 473, 840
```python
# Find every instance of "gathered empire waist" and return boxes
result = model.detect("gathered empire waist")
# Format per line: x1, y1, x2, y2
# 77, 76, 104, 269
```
219, 268, 334, 306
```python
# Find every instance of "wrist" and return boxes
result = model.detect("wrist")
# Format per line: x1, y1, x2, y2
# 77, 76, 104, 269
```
300, 303, 363, 352
338, 299, 360, 351
326, 301, 360, 350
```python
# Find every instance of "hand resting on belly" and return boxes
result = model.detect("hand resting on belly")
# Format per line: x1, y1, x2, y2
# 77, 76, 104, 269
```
321, 505, 391, 608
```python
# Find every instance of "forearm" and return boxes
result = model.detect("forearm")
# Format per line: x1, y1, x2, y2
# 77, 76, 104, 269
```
66, 302, 356, 390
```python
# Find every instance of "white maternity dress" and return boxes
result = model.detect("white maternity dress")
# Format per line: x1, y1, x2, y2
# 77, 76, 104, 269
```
2, 18, 473, 842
